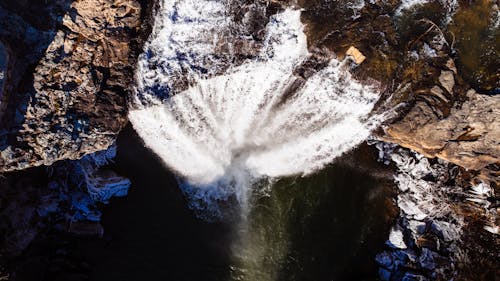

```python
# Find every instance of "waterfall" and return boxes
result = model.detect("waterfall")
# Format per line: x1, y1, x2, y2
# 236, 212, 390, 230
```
129, 1, 383, 218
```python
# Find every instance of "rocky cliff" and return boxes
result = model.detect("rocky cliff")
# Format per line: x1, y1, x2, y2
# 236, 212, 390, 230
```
0, 0, 148, 172
0, 0, 153, 278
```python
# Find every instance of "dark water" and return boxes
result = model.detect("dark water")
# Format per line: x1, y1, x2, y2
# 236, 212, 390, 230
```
0, 43, 5, 67
0, 42, 6, 88
80, 124, 396, 281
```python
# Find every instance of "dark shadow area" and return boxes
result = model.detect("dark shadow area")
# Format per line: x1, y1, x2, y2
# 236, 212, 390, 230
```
80, 126, 396, 281
277, 165, 394, 281
1, 125, 396, 281
0, 0, 73, 147
79, 124, 234, 281
239, 144, 397, 281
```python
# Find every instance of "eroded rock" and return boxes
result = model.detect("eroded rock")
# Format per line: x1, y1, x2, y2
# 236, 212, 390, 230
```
0, 144, 130, 254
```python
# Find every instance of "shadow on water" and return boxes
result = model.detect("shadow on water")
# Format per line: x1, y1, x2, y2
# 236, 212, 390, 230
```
84, 125, 396, 281
277, 164, 394, 281
231, 145, 396, 281
81, 124, 235, 281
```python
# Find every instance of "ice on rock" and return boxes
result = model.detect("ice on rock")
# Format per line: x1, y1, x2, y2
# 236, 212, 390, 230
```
373, 143, 465, 280
387, 226, 407, 249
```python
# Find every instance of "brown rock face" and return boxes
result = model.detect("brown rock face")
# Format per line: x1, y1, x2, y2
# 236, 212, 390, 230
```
384, 89, 500, 171
0, 0, 147, 172
376, 8, 500, 177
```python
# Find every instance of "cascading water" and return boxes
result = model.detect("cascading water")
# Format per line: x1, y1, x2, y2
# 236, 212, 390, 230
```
129, 0, 383, 219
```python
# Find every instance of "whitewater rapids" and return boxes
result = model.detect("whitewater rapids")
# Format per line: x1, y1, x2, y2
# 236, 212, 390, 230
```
129, 1, 383, 214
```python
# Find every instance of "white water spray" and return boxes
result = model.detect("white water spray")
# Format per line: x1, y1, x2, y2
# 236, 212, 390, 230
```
130, 1, 383, 218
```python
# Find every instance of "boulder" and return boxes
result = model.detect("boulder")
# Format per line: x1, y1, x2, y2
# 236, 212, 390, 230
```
346, 46, 366, 64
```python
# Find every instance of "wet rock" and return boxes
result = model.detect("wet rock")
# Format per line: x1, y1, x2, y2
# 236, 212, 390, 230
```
135, 0, 290, 104
402, 272, 427, 281
408, 220, 427, 236
376, 251, 395, 271
378, 267, 391, 281
375, 142, 499, 280
300, 1, 499, 178
0, 144, 129, 264
430, 220, 461, 242
374, 145, 463, 280
418, 248, 438, 271
50, 145, 131, 222
86, 171, 130, 203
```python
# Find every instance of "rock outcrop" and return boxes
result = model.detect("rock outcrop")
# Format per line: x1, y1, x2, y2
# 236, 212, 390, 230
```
0, 0, 497, 280
0, 145, 131, 280
384, 88, 499, 171
378, 15, 499, 183
0, 0, 146, 172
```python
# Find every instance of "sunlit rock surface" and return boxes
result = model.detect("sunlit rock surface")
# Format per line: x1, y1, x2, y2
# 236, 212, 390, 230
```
0, 0, 148, 172
384, 89, 499, 171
